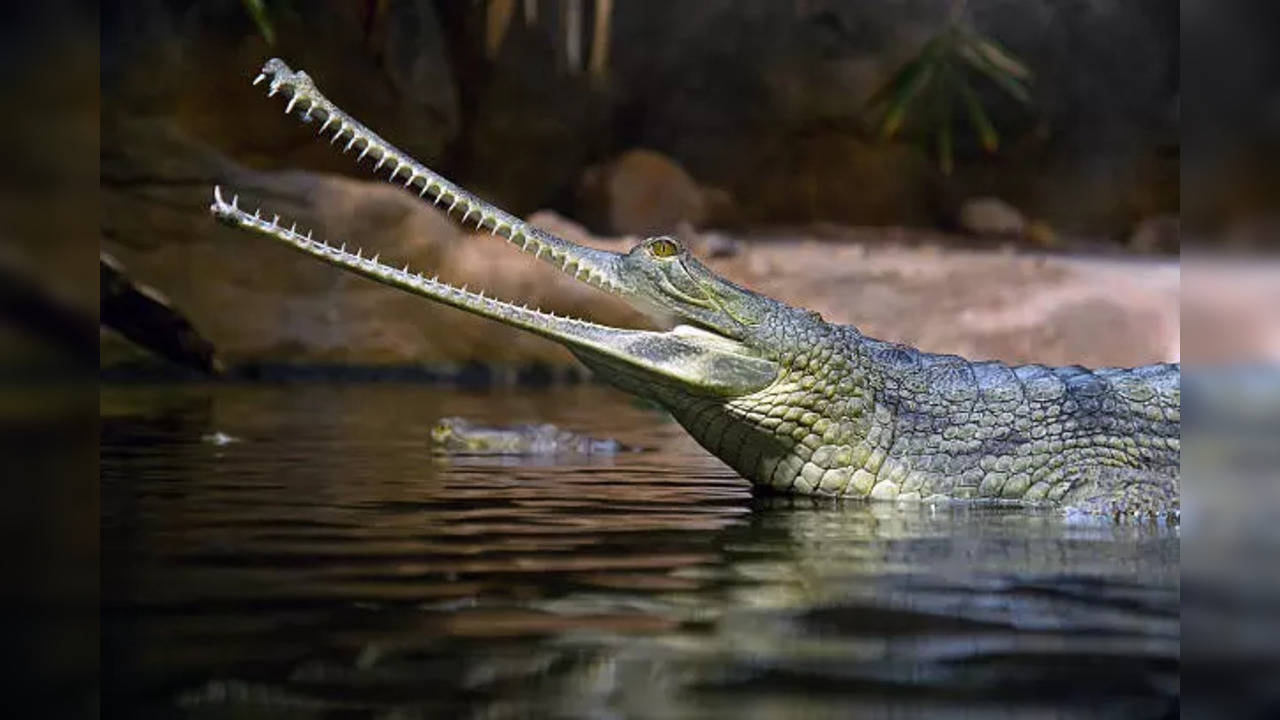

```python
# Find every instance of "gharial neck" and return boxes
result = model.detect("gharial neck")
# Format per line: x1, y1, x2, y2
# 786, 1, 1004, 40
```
656, 312, 1180, 506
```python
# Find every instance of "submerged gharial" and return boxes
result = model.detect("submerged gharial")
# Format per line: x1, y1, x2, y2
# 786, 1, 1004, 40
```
431, 417, 629, 456
211, 58, 1179, 518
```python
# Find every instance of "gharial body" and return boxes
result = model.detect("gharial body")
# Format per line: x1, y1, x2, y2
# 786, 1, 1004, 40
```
211, 58, 1180, 518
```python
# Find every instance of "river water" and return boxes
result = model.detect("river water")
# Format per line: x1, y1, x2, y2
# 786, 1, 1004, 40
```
101, 383, 1179, 718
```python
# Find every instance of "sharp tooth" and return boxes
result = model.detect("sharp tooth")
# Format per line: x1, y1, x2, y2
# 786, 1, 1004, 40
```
232, 194, 239, 209
253, 209, 261, 220
267, 85, 279, 97
271, 214, 280, 227
356, 248, 362, 259
253, 73, 266, 85
392, 162, 404, 178
306, 230, 313, 242
319, 116, 335, 133
289, 222, 297, 235
374, 155, 387, 171
330, 128, 345, 144
404, 173, 416, 187
431, 274, 438, 282
345, 137, 359, 152
358, 145, 371, 161
371, 254, 379, 264
285, 95, 299, 114
418, 185, 429, 197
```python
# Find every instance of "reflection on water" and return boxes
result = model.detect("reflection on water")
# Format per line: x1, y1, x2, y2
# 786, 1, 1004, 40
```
102, 384, 1178, 718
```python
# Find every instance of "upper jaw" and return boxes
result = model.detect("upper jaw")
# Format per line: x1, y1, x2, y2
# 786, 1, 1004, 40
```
251, 57, 627, 297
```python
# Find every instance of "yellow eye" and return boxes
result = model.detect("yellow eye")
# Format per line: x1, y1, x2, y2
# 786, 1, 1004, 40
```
648, 238, 679, 258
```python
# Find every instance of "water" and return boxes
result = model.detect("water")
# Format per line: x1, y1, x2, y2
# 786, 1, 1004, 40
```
101, 383, 1179, 718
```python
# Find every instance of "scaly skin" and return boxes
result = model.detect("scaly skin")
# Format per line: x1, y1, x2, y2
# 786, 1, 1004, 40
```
210, 59, 1179, 517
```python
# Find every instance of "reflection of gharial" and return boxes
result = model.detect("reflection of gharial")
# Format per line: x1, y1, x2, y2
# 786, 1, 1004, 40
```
431, 417, 627, 456
211, 58, 1179, 517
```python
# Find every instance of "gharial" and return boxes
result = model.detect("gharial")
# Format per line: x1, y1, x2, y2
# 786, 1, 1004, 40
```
431, 417, 630, 457
210, 58, 1179, 518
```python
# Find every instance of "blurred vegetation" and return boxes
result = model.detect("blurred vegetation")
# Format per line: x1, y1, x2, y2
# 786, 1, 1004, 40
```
240, 0, 276, 46
485, 0, 613, 83
241, 0, 1032, 178
243, 0, 616, 81
865, 3, 1033, 175
205, 1, 1174, 236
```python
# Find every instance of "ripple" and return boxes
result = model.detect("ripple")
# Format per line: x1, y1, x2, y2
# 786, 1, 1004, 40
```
102, 383, 1179, 717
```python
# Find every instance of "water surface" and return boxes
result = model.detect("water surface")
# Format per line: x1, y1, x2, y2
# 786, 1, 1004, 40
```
101, 383, 1178, 718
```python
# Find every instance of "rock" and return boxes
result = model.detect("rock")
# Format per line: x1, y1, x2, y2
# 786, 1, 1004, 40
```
577, 149, 707, 236
100, 252, 221, 374
700, 185, 744, 230
958, 197, 1027, 238
104, 166, 463, 367
1128, 215, 1180, 254
675, 221, 739, 258
1025, 220, 1059, 249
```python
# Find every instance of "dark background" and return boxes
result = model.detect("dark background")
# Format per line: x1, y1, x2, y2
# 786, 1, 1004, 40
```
102, 0, 1179, 235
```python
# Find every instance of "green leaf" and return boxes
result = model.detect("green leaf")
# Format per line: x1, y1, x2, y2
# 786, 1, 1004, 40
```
958, 76, 999, 152
877, 60, 936, 140
958, 39, 1031, 105
969, 35, 1031, 79
864, 37, 942, 109
242, 0, 275, 46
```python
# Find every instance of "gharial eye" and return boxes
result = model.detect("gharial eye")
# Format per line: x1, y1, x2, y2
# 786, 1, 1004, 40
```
647, 238, 680, 258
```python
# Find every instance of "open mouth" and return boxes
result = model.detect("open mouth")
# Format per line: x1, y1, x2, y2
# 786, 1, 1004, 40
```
210, 58, 777, 397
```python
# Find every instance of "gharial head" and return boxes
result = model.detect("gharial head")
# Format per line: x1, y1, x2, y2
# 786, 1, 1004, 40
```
613, 235, 776, 340
211, 58, 791, 400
